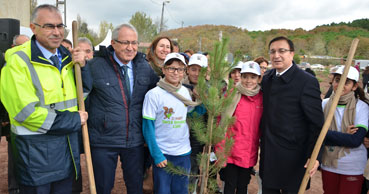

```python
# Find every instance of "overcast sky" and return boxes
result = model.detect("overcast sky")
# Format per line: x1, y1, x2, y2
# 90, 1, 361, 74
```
38, 0, 369, 32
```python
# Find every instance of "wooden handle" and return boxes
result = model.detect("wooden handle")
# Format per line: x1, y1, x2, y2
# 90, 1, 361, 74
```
72, 20, 97, 194
298, 38, 359, 194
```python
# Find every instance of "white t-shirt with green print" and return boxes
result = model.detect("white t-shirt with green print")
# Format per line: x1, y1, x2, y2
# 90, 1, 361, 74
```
143, 86, 192, 156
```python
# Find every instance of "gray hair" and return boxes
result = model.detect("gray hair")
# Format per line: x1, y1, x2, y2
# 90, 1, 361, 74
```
13, 34, 30, 46
31, 4, 61, 23
78, 37, 93, 48
111, 24, 138, 40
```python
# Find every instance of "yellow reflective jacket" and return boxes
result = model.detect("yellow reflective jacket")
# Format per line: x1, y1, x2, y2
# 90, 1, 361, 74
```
0, 37, 81, 186
1, 40, 78, 134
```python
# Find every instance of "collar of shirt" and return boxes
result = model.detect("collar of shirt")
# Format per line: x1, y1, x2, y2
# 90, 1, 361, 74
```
113, 52, 132, 69
35, 40, 59, 62
276, 63, 293, 76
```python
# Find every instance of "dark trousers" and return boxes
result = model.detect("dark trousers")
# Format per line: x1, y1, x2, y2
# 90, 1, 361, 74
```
91, 146, 144, 194
189, 136, 203, 192
71, 171, 82, 194
19, 175, 73, 194
220, 163, 252, 194
262, 186, 298, 194
8, 140, 20, 194
152, 154, 191, 194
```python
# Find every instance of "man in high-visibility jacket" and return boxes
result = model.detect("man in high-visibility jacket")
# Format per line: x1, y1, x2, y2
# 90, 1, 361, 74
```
0, 4, 89, 194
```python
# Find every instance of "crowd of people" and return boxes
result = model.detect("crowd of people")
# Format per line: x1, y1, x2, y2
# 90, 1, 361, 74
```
1, 3, 369, 194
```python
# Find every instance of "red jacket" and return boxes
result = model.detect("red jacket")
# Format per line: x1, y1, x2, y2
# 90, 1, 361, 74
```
226, 91, 263, 168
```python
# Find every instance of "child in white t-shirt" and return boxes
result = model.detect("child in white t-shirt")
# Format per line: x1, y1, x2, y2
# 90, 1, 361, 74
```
321, 66, 369, 194
142, 53, 197, 194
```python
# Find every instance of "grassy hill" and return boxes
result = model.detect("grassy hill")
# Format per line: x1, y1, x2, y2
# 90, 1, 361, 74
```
160, 19, 369, 63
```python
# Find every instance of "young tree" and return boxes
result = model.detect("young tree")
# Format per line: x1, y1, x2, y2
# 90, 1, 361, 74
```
129, 12, 158, 42
192, 38, 236, 194
98, 20, 114, 44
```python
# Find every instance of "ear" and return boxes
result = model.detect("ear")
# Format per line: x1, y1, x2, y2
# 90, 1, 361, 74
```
30, 23, 37, 34
352, 82, 359, 91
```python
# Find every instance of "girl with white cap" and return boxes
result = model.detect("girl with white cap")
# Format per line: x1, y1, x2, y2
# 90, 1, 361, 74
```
321, 66, 369, 194
218, 61, 263, 194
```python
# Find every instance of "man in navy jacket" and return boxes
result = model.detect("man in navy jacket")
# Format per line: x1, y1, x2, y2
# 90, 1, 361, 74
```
260, 36, 324, 194
85, 24, 158, 194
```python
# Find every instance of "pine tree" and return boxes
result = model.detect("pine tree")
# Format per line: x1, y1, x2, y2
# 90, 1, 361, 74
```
165, 38, 237, 194
195, 38, 237, 194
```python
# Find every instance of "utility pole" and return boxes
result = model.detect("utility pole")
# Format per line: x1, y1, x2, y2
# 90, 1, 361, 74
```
159, 0, 170, 33
199, 36, 202, 52
56, 0, 66, 25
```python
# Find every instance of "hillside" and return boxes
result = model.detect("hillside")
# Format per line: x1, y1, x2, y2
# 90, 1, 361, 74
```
161, 19, 369, 63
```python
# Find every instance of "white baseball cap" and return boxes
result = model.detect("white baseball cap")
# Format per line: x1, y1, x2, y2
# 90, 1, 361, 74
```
334, 66, 359, 82
188, 54, 208, 68
241, 61, 261, 76
232, 61, 244, 69
163, 53, 187, 66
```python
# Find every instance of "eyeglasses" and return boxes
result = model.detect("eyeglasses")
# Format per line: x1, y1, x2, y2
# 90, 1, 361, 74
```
268, 48, 293, 55
165, 67, 186, 73
34, 23, 66, 31
260, 66, 268, 70
114, 39, 139, 46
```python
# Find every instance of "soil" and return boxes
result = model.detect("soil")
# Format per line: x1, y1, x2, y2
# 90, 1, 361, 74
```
0, 70, 335, 194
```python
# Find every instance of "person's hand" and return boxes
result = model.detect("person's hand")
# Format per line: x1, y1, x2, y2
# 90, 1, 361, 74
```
72, 47, 87, 67
304, 159, 319, 177
364, 137, 369, 148
156, 159, 167, 168
78, 111, 88, 125
347, 125, 358, 134
1, 122, 9, 127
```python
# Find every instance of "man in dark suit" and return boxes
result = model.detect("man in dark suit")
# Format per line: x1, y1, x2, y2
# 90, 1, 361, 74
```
260, 36, 324, 194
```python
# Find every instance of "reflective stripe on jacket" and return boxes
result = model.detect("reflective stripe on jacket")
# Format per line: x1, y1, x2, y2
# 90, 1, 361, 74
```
0, 38, 81, 186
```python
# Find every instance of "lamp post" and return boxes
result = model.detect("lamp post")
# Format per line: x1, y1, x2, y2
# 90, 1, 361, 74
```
159, 0, 170, 33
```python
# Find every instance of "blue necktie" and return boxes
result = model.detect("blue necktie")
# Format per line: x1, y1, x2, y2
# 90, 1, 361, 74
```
50, 55, 61, 71
121, 65, 131, 96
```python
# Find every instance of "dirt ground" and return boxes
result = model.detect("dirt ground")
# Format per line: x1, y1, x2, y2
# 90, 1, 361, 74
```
0, 69, 334, 194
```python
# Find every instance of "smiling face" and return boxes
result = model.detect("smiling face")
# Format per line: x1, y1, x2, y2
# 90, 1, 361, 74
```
187, 65, 202, 84
155, 38, 171, 61
241, 73, 259, 90
332, 74, 358, 96
111, 27, 138, 64
269, 39, 294, 73
30, 8, 64, 53
162, 60, 186, 86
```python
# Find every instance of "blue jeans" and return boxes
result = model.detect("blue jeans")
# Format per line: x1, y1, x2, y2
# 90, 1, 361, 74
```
152, 154, 191, 194
19, 175, 73, 194
91, 146, 144, 194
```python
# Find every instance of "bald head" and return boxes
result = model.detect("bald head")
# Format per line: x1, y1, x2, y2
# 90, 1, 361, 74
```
13, 35, 30, 47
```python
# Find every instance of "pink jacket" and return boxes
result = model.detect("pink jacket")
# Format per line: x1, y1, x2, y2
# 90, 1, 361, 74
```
226, 91, 263, 168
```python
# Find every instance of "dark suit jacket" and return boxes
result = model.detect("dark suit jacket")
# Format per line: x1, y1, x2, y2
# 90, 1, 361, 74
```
260, 63, 324, 191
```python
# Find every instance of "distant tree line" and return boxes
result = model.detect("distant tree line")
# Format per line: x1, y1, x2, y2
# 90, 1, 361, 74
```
65, 11, 369, 63
320, 18, 369, 31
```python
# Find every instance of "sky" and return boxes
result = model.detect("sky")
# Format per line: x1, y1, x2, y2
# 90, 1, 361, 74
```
38, 0, 369, 33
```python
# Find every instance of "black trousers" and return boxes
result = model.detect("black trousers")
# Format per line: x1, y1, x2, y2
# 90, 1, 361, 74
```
91, 146, 144, 194
220, 163, 252, 194
262, 186, 298, 194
